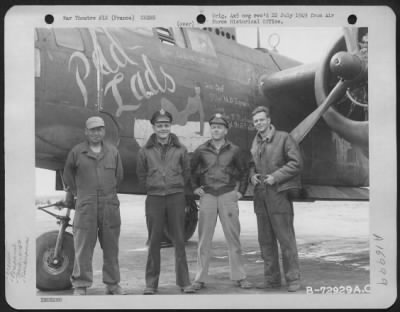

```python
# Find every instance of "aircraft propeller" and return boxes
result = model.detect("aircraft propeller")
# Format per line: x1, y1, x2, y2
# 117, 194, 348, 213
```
292, 27, 368, 151
290, 79, 350, 144
343, 27, 360, 54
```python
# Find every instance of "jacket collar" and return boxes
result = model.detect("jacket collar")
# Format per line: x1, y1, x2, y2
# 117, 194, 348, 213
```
81, 140, 108, 159
205, 139, 231, 151
257, 124, 276, 143
145, 133, 182, 148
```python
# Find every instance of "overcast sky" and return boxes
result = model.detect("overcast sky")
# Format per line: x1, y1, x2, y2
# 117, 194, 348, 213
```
35, 27, 343, 196
236, 27, 342, 63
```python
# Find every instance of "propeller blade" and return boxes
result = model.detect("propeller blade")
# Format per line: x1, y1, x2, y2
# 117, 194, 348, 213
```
343, 27, 359, 54
290, 79, 349, 144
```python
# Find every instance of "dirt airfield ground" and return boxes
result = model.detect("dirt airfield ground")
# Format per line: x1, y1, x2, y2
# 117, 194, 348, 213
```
36, 194, 369, 296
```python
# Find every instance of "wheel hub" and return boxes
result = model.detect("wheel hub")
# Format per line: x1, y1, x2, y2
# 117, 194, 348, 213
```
43, 248, 70, 274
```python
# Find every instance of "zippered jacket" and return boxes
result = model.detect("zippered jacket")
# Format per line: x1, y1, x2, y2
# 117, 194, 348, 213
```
190, 140, 249, 196
249, 125, 302, 192
136, 133, 190, 196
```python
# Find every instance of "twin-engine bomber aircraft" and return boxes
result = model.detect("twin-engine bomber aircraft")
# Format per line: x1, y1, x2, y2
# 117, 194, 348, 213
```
35, 27, 369, 291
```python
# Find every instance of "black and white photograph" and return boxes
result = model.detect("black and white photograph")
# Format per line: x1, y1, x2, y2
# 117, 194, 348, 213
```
4, 5, 397, 309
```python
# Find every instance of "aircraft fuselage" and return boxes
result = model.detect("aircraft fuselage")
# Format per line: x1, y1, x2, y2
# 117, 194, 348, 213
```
35, 27, 369, 196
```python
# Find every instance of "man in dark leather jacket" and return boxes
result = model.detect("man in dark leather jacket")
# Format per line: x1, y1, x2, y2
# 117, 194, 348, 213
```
136, 109, 195, 295
190, 113, 253, 290
249, 106, 303, 292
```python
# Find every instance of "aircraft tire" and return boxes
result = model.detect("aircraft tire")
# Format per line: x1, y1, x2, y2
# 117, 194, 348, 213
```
36, 230, 74, 291
162, 197, 199, 246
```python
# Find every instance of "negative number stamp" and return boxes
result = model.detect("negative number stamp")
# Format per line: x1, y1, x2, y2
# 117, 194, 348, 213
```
306, 285, 371, 295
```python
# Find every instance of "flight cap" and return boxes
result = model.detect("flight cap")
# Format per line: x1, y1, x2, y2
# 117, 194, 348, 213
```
86, 116, 105, 129
209, 113, 229, 128
150, 109, 173, 125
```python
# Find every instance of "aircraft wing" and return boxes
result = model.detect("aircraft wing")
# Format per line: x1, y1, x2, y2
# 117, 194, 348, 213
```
301, 185, 369, 201
244, 184, 369, 201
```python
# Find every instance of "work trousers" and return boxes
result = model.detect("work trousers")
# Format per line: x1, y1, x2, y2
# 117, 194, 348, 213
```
71, 195, 121, 288
254, 187, 300, 284
145, 192, 191, 289
194, 190, 246, 283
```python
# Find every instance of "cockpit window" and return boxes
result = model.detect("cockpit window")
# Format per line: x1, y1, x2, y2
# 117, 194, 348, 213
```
154, 27, 176, 46
156, 27, 171, 37
186, 29, 216, 57
172, 28, 186, 48
53, 28, 84, 51
153, 27, 187, 48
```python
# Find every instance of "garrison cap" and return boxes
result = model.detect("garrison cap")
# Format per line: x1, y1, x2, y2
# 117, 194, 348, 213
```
86, 116, 105, 129
209, 113, 229, 128
150, 109, 173, 125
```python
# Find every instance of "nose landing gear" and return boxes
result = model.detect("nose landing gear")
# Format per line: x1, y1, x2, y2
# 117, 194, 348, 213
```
36, 202, 74, 291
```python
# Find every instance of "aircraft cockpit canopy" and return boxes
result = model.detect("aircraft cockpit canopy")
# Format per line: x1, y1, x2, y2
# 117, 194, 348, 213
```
152, 27, 217, 57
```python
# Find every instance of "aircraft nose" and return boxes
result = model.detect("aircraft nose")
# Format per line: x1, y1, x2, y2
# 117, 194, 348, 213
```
329, 51, 367, 81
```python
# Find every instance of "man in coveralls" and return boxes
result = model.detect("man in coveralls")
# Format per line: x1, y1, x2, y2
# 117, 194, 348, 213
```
249, 106, 303, 292
63, 116, 125, 295
136, 109, 196, 295
190, 113, 253, 290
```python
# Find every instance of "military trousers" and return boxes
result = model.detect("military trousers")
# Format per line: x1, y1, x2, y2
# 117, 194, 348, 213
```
145, 192, 191, 289
253, 187, 300, 285
71, 194, 121, 288
194, 190, 247, 283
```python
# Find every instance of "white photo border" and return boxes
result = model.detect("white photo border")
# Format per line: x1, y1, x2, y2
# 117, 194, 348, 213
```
4, 5, 397, 309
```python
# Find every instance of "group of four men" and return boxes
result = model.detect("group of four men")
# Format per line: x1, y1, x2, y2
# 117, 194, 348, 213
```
63, 106, 303, 296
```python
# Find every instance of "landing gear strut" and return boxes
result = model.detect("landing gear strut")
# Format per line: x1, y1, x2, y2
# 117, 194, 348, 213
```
36, 230, 74, 291
36, 203, 74, 291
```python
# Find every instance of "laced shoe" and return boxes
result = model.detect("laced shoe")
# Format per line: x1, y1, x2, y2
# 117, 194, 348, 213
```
235, 279, 253, 289
192, 281, 205, 290
106, 284, 126, 295
181, 284, 196, 293
143, 287, 157, 295
73, 287, 87, 296
287, 281, 301, 292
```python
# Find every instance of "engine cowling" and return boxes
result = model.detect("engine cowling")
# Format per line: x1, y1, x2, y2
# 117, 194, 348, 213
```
314, 28, 368, 152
